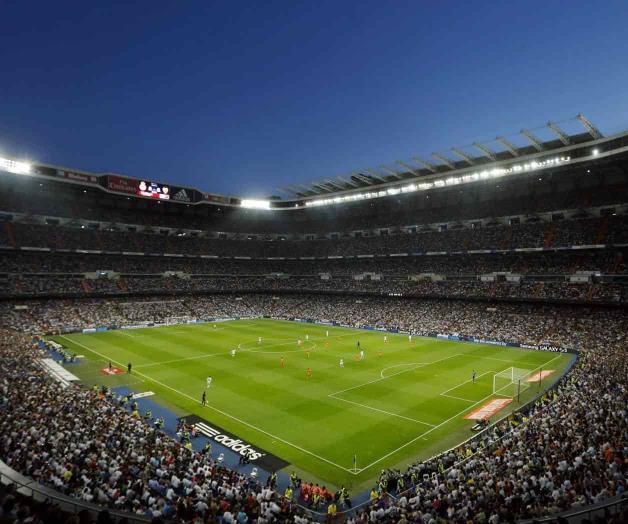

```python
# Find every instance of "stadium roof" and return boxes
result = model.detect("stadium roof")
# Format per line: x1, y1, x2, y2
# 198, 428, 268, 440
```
277, 114, 603, 198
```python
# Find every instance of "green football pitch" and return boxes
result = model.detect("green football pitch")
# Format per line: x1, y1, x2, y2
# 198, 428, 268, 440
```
52, 319, 574, 491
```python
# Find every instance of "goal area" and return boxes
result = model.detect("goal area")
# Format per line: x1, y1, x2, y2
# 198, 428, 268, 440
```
493, 367, 533, 398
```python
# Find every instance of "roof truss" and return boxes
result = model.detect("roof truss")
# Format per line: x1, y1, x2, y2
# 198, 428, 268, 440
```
431, 152, 456, 169
450, 147, 475, 165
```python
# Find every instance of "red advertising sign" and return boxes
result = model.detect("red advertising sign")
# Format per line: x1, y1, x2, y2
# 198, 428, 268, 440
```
107, 175, 139, 195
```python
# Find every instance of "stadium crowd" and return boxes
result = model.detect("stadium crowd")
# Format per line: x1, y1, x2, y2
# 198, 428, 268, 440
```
1, 274, 626, 305
0, 250, 624, 275
0, 329, 302, 523
0, 291, 626, 524
1, 214, 627, 258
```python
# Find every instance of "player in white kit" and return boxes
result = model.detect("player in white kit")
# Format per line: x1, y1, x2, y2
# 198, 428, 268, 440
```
339, 358, 344, 368
206, 376, 213, 388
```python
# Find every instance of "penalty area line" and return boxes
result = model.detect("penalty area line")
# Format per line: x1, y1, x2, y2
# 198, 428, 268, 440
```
440, 393, 476, 403
439, 370, 493, 396
355, 353, 564, 473
328, 395, 436, 427
59, 336, 358, 475
330, 353, 462, 397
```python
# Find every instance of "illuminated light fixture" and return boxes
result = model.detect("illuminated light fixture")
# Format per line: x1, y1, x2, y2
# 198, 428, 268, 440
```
592, 148, 599, 156
305, 155, 571, 207
0, 156, 31, 175
240, 199, 271, 209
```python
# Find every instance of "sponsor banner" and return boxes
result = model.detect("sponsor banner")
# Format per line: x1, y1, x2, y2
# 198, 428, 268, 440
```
131, 391, 155, 399
180, 415, 289, 472
56, 169, 98, 184
82, 328, 96, 333
464, 398, 513, 421
538, 344, 569, 353
171, 187, 192, 202
107, 175, 139, 195
100, 366, 125, 375
471, 337, 507, 347
203, 193, 230, 204
518, 343, 569, 353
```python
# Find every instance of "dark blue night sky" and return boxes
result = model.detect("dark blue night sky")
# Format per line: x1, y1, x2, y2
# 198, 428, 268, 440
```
1, 0, 627, 197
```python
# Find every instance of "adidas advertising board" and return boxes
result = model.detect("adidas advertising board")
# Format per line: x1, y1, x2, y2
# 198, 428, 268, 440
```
172, 188, 191, 202
179, 415, 289, 471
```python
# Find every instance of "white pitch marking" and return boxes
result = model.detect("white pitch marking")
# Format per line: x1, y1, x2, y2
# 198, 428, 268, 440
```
135, 352, 226, 369
380, 362, 428, 378
440, 393, 476, 403
354, 354, 563, 473
329, 395, 436, 427
330, 353, 462, 397
134, 337, 320, 369
60, 336, 358, 475
458, 353, 531, 365
439, 370, 493, 395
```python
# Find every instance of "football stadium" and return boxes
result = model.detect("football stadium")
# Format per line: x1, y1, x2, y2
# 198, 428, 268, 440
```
1, 4, 627, 524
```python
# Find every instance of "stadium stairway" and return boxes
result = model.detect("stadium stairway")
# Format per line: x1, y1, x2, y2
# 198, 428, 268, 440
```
595, 216, 609, 244
3, 222, 16, 248
499, 226, 512, 250
95, 230, 105, 251
116, 278, 128, 292
543, 223, 556, 248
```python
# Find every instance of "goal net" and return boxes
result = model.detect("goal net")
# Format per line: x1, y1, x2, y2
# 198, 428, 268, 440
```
493, 367, 532, 397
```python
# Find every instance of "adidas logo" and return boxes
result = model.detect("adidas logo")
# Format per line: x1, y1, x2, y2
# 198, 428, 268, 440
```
193, 422, 265, 461
173, 189, 190, 202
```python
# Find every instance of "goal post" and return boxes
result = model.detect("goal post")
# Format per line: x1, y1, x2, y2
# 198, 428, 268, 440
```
493, 367, 532, 398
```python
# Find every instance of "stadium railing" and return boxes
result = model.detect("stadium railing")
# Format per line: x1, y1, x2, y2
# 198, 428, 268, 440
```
0, 459, 151, 524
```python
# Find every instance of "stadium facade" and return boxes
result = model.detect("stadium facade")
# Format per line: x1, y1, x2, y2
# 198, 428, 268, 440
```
0, 117, 626, 523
